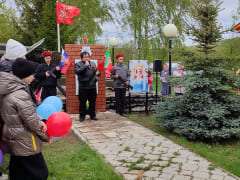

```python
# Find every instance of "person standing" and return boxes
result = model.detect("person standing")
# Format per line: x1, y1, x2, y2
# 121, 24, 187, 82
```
35, 51, 61, 101
0, 58, 50, 180
173, 64, 186, 95
160, 64, 170, 96
0, 39, 27, 72
0, 40, 30, 178
75, 51, 101, 122
111, 53, 130, 115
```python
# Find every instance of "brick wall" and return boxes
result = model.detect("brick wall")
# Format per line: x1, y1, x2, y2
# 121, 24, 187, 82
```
65, 44, 106, 114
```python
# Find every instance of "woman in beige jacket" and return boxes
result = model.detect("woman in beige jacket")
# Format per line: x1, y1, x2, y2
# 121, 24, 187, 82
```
0, 58, 50, 180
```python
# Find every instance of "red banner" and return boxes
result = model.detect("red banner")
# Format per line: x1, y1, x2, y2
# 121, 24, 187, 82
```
56, 2, 80, 24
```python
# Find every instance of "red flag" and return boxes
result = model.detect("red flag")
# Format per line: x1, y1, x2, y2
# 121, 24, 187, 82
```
56, 2, 80, 24
35, 88, 42, 103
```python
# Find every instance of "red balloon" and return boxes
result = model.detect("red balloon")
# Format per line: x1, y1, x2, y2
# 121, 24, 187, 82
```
46, 112, 72, 137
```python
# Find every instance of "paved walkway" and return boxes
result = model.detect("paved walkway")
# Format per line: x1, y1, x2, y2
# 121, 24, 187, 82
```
71, 112, 240, 180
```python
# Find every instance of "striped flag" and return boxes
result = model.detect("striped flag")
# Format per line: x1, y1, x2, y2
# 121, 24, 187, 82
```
102, 49, 113, 78
60, 49, 71, 74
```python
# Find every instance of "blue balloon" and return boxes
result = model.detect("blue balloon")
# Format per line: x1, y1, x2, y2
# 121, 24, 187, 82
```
42, 96, 63, 112
36, 103, 57, 120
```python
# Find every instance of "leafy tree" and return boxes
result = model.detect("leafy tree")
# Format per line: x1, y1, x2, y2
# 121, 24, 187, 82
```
14, 0, 112, 49
117, 0, 192, 60
0, 1, 22, 42
15, 0, 47, 46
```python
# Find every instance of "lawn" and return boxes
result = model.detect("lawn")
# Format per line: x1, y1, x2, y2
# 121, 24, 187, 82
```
0, 132, 123, 180
128, 112, 240, 177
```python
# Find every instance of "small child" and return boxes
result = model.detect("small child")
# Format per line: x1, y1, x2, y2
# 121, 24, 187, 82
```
0, 58, 50, 180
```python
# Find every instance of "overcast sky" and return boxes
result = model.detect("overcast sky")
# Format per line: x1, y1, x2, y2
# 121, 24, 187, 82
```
100, 0, 240, 46
6, 0, 240, 46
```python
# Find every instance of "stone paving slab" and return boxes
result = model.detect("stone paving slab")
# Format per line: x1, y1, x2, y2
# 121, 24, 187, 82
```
71, 112, 156, 144
71, 112, 240, 180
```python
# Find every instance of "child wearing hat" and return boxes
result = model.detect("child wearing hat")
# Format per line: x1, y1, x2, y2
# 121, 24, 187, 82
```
111, 53, 130, 115
0, 58, 50, 180
35, 51, 61, 101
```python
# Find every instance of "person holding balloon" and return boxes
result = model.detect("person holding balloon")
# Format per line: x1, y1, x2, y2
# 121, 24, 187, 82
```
0, 58, 50, 180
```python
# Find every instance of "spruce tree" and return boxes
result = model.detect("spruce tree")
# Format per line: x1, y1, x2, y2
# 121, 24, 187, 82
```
185, 0, 223, 73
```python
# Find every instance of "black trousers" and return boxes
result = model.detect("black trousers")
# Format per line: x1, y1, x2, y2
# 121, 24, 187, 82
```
78, 88, 97, 117
9, 153, 48, 180
115, 88, 126, 115
41, 87, 57, 101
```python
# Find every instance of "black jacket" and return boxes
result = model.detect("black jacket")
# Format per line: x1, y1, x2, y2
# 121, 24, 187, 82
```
35, 63, 61, 87
75, 61, 98, 89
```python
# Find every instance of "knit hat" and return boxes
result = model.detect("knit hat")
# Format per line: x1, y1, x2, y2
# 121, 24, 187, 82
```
116, 53, 124, 59
12, 58, 35, 79
6, 39, 27, 60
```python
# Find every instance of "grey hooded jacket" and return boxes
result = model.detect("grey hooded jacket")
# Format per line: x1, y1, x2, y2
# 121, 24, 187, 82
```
111, 63, 130, 88
0, 72, 49, 156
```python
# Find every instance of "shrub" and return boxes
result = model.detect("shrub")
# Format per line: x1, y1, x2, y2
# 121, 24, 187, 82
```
155, 71, 240, 142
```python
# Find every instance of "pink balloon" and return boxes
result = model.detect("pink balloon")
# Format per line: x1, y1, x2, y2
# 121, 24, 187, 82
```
46, 112, 72, 137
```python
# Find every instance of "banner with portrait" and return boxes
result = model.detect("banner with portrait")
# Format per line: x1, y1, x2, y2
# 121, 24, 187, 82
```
129, 60, 148, 93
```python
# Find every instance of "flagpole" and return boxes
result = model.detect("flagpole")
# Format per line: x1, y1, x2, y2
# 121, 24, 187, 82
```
57, 1, 60, 52
57, 23, 60, 52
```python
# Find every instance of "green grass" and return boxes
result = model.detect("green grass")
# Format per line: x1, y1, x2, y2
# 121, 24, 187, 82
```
0, 132, 123, 180
128, 113, 240, 177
